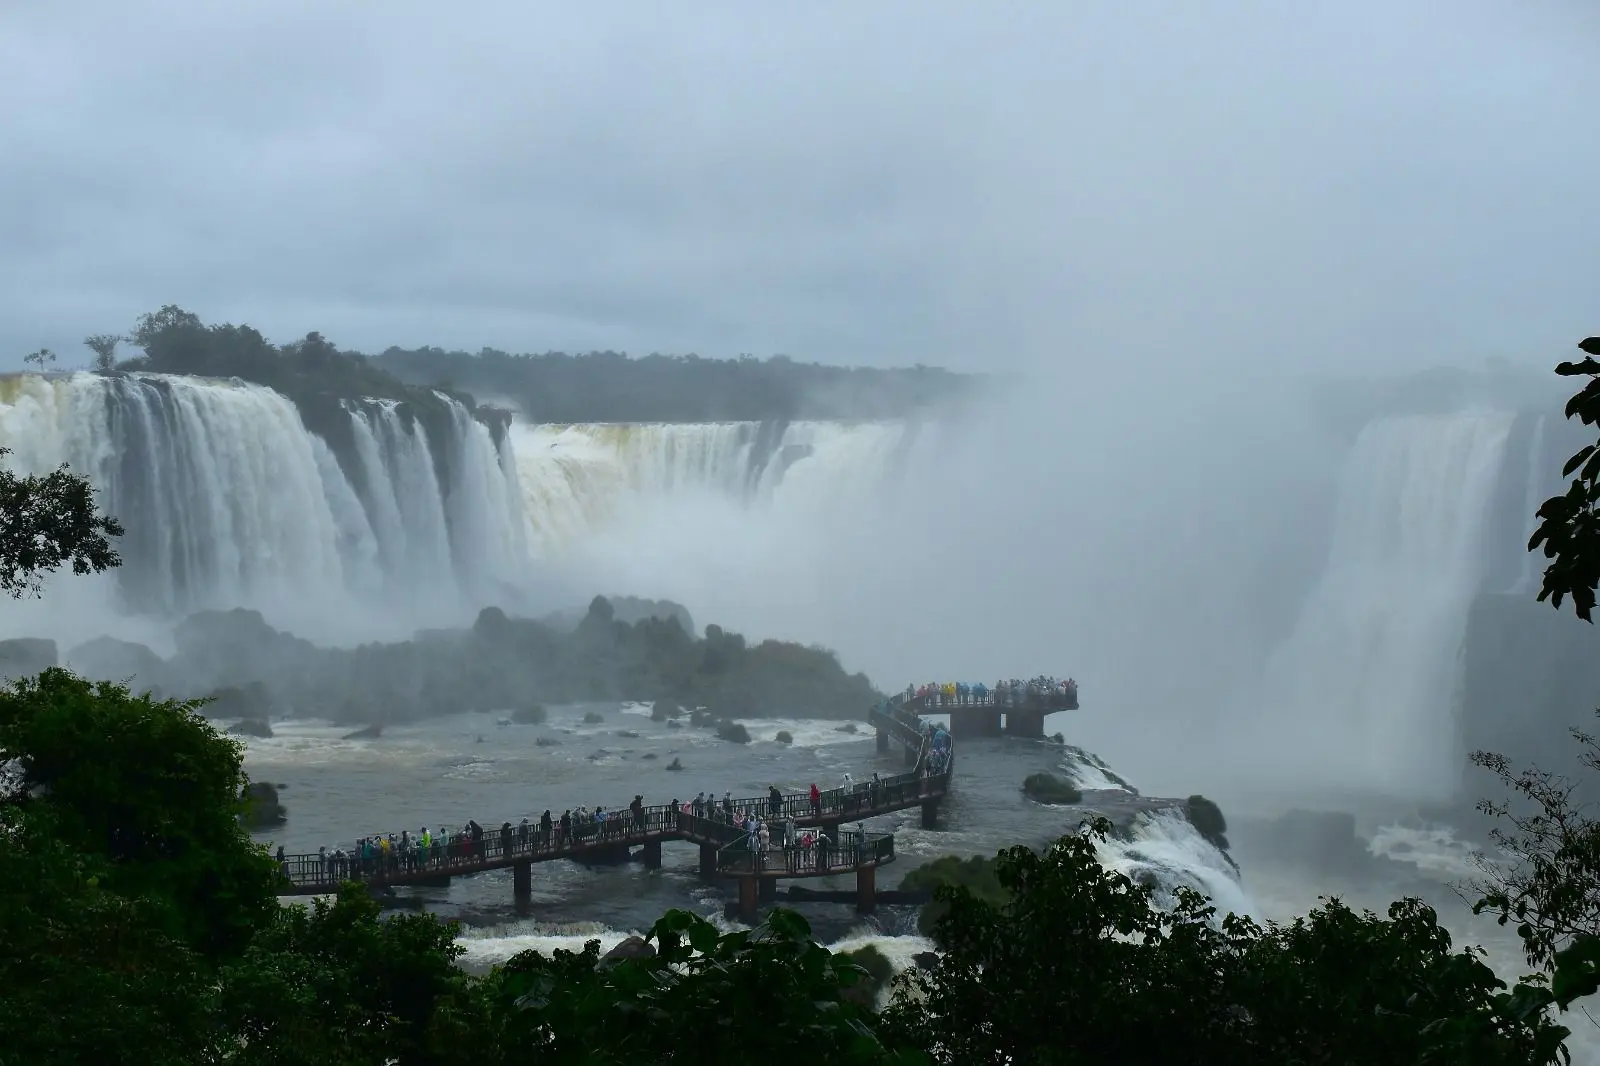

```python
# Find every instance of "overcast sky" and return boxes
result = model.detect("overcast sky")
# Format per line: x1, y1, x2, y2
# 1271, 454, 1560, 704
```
1, 0, 1595, 374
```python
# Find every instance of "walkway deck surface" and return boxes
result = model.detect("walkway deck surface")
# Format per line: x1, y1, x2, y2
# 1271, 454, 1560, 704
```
275, 700, 941, 895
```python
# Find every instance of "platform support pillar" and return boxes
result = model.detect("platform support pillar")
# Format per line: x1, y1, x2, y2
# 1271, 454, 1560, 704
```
699, 843, 716, 878
876, 728, 889, 754
758, 876, 778, 902
642, 840, 661, 869
856, 865, 877, 914
737, 876, 760, 924
513, 859, 532, 904
921, 799, 940, 830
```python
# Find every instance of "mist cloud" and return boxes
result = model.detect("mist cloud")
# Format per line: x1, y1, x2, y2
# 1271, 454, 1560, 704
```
1, 1, 1596, 373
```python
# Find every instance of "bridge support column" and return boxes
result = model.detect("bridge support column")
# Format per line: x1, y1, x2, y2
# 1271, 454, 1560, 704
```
876, 728, 889, 754
921, 799, 940, 830
642, 840, 662, 869
1004, 708, 1045, 739
513, 859, 532, 904
758, 877, 777, 903
855, 865, 877, 914
904, 743, 916, 767
699, 843, 717, 878
737, 877, 760, 924
950, 708, 1001, 740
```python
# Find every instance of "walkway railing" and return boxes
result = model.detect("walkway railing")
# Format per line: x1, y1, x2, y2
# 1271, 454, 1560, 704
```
273, 762, 948, 892
716, 830, 896, 877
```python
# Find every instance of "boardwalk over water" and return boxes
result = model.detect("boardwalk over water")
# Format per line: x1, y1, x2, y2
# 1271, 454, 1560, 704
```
274, 699, 950, 920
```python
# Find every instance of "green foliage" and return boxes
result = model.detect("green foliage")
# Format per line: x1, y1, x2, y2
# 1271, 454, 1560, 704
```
899, 854, 1010, 938
882, 818, 1569, 1065
217, 884, 485, 1066
1021, 771, 1083, 805
0, 669, 281, 958
479, 907, 919, 1065
0, 809, 221, 1065
84, 332, 121, 370
1529, 336, 1600, 621
0, 446, 123, 598
377, 344, 973, 423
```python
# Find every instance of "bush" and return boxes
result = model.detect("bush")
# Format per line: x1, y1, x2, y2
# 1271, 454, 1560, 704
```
774, 730, 793, 745
900, 854, 1010, 938
511, 704, 547, 725
650, 700, 683, 721
1022, 772, 1082, 806
716, 721, 752, 744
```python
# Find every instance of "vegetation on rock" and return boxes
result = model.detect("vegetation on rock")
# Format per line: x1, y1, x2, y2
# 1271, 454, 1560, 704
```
1021, 772, 1083, 806
146, 597, 881, 725
1185, 794, 1231, 853
775, 729, 794, 744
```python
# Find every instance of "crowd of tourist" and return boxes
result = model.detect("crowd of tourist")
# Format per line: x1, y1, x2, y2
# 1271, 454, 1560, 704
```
902, 676, 1078, 708
280, 759, 942, 885
272, 697, 965, 885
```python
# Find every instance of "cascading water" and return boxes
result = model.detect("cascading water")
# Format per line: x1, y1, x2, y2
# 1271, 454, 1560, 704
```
436, 395, 529, 595
1251, 411, 1515, 802
0, 373, 351, 614
345, 400, 455, 581
509, 420, 915, 555
0, 373, 524, 625
1511, 413, 1549, 596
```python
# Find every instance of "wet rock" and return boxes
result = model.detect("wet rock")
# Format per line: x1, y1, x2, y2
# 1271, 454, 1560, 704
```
0, 638, 56, 681
616, 729, 640, 739
774, 730, 794, 745
600, 935, 656, 966
229, 719, 274, 738
535, 736, 560, 747
835, 722, 859, 734
241, 781, 287, 827
913, 951, 940, 972
666, 757, 684, 772
66, 636, 165, 689
640, 752, 658, 760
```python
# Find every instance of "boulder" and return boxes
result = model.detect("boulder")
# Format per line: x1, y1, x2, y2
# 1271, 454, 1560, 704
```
66, 636, 165, 689
0, 638, 56, 681
203, 682, 274, 721
599, 936, 656, 966
229, 719, 274, 738
241, 781, 287, 827
913, 951, 940, 972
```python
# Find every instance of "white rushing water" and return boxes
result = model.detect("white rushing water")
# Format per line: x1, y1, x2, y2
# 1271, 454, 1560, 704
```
0, 372, 527, 635
508, 420, 915, 556
1251, 411, 1516, 802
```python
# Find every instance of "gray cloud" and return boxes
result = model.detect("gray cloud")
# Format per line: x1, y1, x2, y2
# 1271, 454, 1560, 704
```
1, 0, 1596, 372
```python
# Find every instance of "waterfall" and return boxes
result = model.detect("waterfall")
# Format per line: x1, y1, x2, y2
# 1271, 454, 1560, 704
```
1511, 413, 1549, 595
1251, 411, 1515, 802
344, 400, 454, 581
436, 394, 529, 594
0, 373, 525, 622
509, 420, 913, 554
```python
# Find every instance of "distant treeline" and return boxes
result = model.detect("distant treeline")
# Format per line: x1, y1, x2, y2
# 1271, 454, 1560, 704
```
375, 346, 975, 422
59, 305, 976, 424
